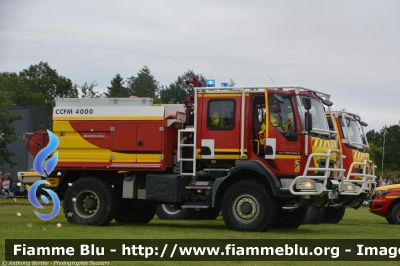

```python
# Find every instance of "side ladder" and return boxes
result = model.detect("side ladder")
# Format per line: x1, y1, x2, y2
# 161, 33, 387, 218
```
177, 128, 196, 176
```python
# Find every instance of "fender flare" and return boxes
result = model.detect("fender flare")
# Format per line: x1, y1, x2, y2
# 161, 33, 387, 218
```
212, 160, 281, 206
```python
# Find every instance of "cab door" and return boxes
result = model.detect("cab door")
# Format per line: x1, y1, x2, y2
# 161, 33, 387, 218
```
198, 95, 242, 160
256, 92, 302, 175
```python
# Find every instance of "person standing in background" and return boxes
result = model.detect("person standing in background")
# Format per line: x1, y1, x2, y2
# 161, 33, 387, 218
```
1, 173, 11, 198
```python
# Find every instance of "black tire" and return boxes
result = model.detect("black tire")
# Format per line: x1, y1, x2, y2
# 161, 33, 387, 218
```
390, 203, 400, 225
221, 180, 277, 232
63, 177, 116, 226
190, 208, 220, 220
274, 207, 308, 229
156, 204, 190, 220
386, 216, 394, 224
320, 205, 345, 224
114, 199, 156, 223
303, 207, 325, 224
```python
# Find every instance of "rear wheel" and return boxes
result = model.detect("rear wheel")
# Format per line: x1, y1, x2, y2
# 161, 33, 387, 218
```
320, 205, 345, 224
221, 180, 277, 231
156, 204, 190, 220
390, 203, 400, 224
303, 207, 325, 224
63, 177, 116, 226
114, 199, 156, 223
274, 207, 308, 229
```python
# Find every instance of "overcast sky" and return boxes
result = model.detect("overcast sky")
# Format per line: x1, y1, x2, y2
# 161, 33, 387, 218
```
1, 0, 399, 132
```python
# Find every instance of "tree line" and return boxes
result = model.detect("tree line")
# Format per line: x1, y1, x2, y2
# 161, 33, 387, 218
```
0, 62, 398, 180
0, 61, 232, 166
0, 62, 213, 107
366, 124, 400, 180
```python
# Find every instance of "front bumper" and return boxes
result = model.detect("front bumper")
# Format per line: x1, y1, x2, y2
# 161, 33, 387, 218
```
369, 196, 391, 216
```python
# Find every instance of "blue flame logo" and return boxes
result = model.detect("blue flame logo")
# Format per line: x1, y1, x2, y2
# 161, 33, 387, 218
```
28, 130, 61, 221
33, 130, 59, 176
28, 180, 61, 220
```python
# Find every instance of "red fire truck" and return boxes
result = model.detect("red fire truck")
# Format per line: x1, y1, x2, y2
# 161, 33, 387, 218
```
304, 111, 376, 223
28, 86, 354, 231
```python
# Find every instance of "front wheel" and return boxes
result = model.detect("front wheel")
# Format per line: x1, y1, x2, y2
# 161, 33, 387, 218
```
320, 205, 345, 224
274, 207, 308, 229
303, 207, 325, 224
221, 180, 277, 231
386, 215, 394, 224
390, 203, 400, 224
63, 177, 116, 226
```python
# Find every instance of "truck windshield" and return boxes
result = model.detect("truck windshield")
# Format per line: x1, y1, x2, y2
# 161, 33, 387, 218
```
339, 116, 364, 148
298, 96, 330, 135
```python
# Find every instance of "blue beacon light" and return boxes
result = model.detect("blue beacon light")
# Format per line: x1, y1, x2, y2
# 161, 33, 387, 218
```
207, 79, 215, 87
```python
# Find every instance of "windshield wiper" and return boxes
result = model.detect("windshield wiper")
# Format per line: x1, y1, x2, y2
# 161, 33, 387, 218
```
308, 131, 330, 139
345, 143, 364, 152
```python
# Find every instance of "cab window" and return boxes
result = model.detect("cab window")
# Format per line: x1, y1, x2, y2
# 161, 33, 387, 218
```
268, 94, 295, 133
207, 100, 235, 130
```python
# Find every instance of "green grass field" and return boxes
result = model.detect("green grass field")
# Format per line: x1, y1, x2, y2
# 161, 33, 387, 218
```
1, 198, 398, 266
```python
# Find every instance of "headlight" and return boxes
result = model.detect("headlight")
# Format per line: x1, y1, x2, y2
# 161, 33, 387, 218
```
296, 180, 316, 190
375, 190, 389, 196
342, 183, 356, 191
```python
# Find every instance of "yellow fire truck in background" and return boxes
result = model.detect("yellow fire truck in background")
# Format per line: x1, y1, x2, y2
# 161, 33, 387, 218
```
304, 110, 376, 224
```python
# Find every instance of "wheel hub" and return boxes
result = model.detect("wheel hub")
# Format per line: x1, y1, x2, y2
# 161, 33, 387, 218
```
240, 202, 253, 214
73, 190, 100, 218
233, 194, 260, 224
83, 197, 97, 210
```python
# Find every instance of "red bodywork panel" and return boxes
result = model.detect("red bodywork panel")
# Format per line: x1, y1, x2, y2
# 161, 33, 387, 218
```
54, 120, 178, 171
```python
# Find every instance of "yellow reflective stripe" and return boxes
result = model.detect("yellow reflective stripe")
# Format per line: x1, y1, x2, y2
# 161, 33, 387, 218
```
312, 138, 336, 149
59, 159, 109, 163
276, 155, 301, 159
215, 149, 248, 152
313, 139, 319, 147
196, 149, 248, 153
214, 155, 248, 159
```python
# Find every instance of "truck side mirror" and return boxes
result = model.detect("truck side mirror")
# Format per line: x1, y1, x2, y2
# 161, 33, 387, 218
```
305, 112, 313, 132
322, 99, 333, 106
302, 98, 312, 110
359, 120, 368, 127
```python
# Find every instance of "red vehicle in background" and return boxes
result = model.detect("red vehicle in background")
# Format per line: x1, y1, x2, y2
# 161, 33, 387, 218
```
369, 184, 400, 224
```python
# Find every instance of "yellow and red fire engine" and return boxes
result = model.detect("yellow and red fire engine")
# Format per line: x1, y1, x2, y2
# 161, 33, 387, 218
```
304, 111, 376, 224
28, 85, 368, 231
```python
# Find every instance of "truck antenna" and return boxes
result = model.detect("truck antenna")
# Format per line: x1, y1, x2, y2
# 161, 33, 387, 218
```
268, 74, 277, 87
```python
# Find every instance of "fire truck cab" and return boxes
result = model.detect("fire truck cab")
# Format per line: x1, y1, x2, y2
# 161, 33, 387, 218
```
328, 111, 376, 201
305, 111, 376, 224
